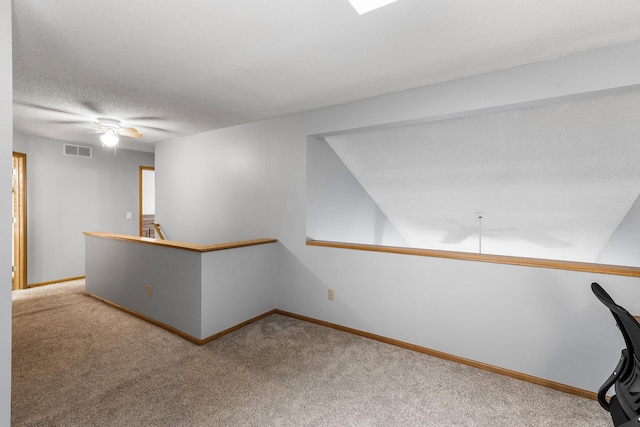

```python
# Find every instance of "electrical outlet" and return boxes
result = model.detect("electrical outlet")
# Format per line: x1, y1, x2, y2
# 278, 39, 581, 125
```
328, 289, 334, 300
147, 284, 152, 296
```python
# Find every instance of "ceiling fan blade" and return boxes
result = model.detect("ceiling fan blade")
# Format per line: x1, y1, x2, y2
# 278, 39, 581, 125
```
119, 127, 143, 138
69, 122, 102, 130
127, 116, 164, 121
124, 116, 171, 131
138, 125, 171, 132
16, 102, 74, 115
80, 100, 103, 116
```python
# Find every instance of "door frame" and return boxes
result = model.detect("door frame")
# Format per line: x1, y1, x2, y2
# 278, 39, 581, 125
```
13, 152, 27, 290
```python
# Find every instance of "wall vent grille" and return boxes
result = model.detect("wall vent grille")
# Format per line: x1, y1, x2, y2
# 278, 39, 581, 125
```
63, 144, 92, 158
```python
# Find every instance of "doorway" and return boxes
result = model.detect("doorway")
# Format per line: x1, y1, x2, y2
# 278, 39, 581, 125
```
139, 166, 155, 237
12, 152, 27, 290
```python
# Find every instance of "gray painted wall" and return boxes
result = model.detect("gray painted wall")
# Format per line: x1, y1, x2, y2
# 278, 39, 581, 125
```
85, 235, 277, 340
18, 134, 154, 284
13, 130, 27, 153
1, 1, 11, 422
85, 235, 202, 337
306, 137, 407, 246
155, 39, 640, 394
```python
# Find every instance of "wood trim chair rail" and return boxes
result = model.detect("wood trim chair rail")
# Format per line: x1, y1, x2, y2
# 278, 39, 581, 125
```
306, 239, 640, 278
84, 231, 277, 253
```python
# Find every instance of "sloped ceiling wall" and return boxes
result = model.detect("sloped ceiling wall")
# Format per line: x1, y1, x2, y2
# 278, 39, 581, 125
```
307, 136, 407, 247
325, 89, 640, 263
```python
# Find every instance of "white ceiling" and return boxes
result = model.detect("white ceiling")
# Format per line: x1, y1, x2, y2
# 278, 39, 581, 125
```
12, 0, 640, 152
325, 90, 640, 263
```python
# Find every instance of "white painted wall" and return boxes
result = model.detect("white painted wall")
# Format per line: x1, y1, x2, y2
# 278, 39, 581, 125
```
156, 122, 288, 245
307, 137, 407, 246
0, 0, 11, 423
201, 244, 276, 338
22, 134, 154, 284
323, 91, 640, 264
597, 193, 640, 267
155, 40, 640, 393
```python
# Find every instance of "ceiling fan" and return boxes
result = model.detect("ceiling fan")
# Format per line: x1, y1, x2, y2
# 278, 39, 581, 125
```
93, 117, 142, 146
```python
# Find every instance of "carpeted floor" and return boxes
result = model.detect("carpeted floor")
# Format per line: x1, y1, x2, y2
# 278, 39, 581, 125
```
12, 280, 612, 426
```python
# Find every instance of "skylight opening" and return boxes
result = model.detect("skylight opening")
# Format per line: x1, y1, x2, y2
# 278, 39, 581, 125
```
348, 0, 400, 15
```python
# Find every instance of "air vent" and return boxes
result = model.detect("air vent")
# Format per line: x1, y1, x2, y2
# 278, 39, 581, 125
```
63, 144, 92, 158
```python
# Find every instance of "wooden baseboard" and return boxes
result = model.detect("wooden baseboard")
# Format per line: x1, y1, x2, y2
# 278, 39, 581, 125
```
198, 310, 277, 345
83, 291, 276, 346
79, 293, 598, 400
29, 276, 85, 288
274, 309, 598, 401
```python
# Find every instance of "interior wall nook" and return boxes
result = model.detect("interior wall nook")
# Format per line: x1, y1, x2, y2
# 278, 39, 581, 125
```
307, 87, 640, 268
139, 166, 155, 237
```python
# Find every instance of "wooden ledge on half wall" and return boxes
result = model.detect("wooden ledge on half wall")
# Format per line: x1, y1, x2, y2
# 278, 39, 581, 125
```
83, 231, 277, 253
306, 239, 640, 278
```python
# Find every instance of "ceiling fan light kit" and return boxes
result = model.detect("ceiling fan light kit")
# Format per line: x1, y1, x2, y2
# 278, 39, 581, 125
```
93, 117, 143, 148
100, 132, 119, 146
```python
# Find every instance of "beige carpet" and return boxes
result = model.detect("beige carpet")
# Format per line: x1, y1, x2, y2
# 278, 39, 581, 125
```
12, 280, 612, 426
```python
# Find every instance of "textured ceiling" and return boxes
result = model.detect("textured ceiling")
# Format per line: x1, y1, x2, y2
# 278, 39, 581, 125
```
325, 90, 640, 263
12, 0, 640, 152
